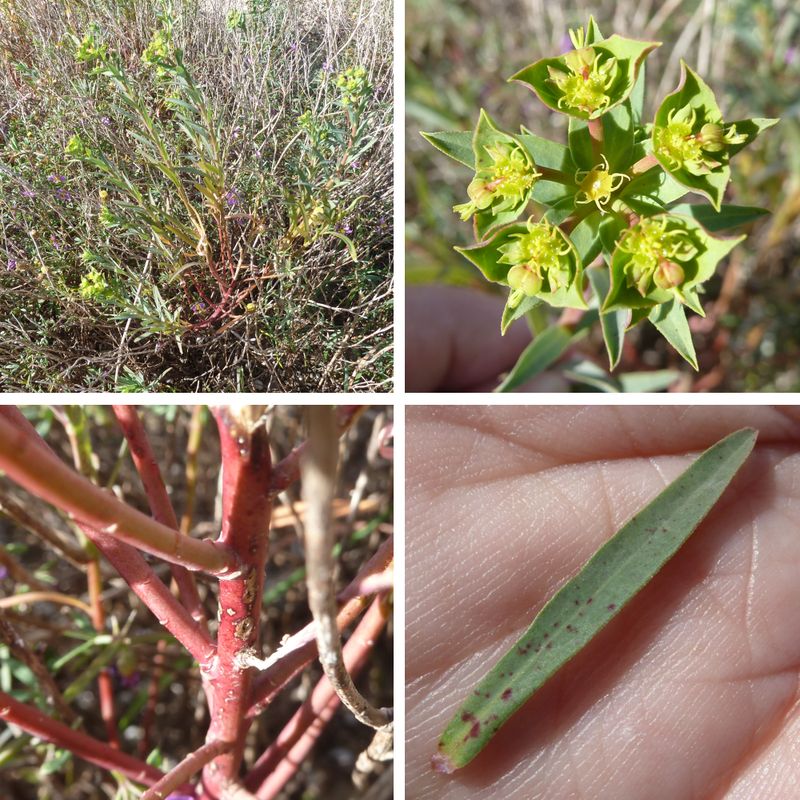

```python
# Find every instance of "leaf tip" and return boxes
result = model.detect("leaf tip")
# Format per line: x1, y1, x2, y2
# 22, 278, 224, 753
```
431, 752, 456, 775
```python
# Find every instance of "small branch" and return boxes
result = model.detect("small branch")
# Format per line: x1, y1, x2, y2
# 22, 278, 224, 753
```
0, 613, 76, 723
536, 166, 572, 184
87, 528, 216, 668
245, 595, 390, 793
0, 690, 164, 786
0, 413, 238, 576
141, 738, 233, 800
113, 405, 207, 627
247, 536, 393, 716
301, 407, 389, 730
254, 696, 340, 800
0, 591, 93, 617
0, 486, 90, 566
268, 405, 364, 497
0, 546, 50, 591
352, 724, 394, 791
180, 405, 206, 536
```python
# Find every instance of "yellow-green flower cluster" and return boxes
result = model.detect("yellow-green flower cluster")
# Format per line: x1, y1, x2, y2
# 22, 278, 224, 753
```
453, 142, 540, 222
74, 29, 107, 64
498, 219, 572, 297
617, 217, 698, 295
78, 268, 113, 301
547, 47, 619, 116
654, 107, 746, 175
336, 66, 371, 107
142, 29, 171, 68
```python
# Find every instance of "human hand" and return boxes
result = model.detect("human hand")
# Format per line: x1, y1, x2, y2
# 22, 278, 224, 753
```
405, 285, 568, 392
406, 406, 800, 799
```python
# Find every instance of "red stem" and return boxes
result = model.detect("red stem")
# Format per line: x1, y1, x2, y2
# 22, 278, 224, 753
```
0, 407, 216, 665
0, 689, 164, 786
88, 558, 120, 748
113, 405, 207, 626
248, 536, 393, 717
244, 595, 389, 793
202, 409, 273, 797
88, 527, 216, 667
142, 738, 234, 800
0, 413, 238, 576
268, 406, 364, 496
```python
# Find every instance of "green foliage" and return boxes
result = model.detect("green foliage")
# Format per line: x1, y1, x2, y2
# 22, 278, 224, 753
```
424, 16, 777, 375
0, 0, 391, 391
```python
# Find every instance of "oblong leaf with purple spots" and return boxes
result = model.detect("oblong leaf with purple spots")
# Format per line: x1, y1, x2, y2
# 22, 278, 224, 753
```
433, 427, 757, 773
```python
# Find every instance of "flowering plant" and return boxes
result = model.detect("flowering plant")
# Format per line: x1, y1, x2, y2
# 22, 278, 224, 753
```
423, 17, 777, 383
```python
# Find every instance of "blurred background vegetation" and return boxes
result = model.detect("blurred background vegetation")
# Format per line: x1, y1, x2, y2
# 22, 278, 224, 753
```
406, 0, 800, 391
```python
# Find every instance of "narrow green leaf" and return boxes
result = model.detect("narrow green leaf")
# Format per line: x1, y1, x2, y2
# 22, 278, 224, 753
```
668, 203, 769, 232
517, 130, 575, 172
495, 325, 579, 392
649, 299, 698, 369
433, 428, 757, 773
420, 131, 474, 169
324, 230, 359, 262
500, 295, 540, 336
619, 369, 681, 392
587, 267, 626, 370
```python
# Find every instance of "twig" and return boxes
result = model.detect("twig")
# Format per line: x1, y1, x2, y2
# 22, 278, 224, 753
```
0, 486, 89, 566
0, 690, 164, 786
0, 413, 238, 576
87, 528, 216, 668
268, 405, 364, 496
0, 546, 50, 591
141, 738, 233, 800
244, 595, 390, 793
113, 405, 207, 626
247, 535, 393, 716
180, 405, 207, 536
0, 613, 76, 723
0, 591, 93, 617
301, 406, 389, 729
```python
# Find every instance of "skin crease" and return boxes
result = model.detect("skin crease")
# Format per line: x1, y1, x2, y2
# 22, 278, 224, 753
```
406, 406, 800, 800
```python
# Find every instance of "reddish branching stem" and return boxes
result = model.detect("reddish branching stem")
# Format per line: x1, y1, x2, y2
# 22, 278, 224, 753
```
247, 536, 393, 717
142, 738, 234, 800
113, 405, 207, 626
0, 412, 238, 576
202, 408, 273, 797
268, 405, 364, 497
244, 595, 390, 794
0, 690, 164, 786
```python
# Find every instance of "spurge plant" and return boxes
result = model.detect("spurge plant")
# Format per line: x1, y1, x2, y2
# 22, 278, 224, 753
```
423, 18, 777, 383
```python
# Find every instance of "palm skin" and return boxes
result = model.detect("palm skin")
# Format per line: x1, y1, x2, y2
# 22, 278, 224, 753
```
406, 406, 800, 800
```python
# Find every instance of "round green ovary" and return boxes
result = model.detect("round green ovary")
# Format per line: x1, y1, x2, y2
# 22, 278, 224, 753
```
617, 218, 697, 295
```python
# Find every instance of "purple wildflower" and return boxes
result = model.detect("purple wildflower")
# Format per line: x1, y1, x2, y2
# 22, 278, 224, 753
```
55, 188, 73, 202
21, 188, 36, 198
224, 188, 240, 207
340, 222, 353, 235
350, 160, 361, 170
47, 174, 60, 183
289, 41, 298, 53
6, 259, 17, 271
787, 47, 798, 66
0, 565, 8, 579
101, 116, 112, 126
322, 60, 333, 73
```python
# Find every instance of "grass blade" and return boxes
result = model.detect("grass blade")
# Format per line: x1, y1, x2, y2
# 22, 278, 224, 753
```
433, 428, 757, 773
